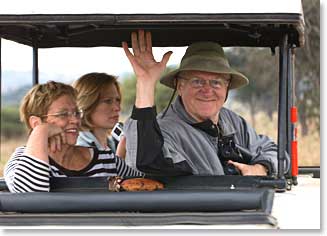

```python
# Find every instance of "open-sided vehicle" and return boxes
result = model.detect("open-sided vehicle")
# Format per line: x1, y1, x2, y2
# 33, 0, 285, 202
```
0, 0, 320, 229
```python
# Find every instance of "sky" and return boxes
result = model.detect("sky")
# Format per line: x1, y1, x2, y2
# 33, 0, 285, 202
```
1, 39, 186, 79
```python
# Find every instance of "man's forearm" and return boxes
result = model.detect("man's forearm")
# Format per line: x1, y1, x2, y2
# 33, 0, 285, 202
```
135, 79, 156, 108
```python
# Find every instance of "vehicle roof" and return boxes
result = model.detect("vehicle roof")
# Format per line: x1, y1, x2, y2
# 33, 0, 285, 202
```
0, 0, 303, 15
0, 0, 304, 48
0, 0, 302, 14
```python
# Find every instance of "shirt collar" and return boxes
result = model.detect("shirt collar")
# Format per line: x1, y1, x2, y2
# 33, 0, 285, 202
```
173, 96, 236, 137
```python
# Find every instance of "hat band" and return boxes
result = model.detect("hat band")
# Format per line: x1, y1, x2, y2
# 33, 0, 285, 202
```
179, 56, 232, 75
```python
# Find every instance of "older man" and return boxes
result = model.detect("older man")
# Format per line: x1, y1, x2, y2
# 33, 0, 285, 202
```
122, 30, 280, 176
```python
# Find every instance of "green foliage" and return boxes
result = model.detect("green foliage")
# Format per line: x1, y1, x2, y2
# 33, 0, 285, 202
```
120, 65, 178, 116
120, 73, 137, 115
155, 65, 179, 112
155, 82, 176, 113
227, 48, 278, 123
1, 106, 26, 138
228, 0, 320, 134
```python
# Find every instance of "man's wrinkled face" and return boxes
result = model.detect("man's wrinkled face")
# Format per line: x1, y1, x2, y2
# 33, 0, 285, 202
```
177, 70, 230, 123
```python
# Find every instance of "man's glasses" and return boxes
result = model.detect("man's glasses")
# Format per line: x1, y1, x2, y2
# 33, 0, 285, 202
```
179, 76, 230, 89
42, 109, 83, 120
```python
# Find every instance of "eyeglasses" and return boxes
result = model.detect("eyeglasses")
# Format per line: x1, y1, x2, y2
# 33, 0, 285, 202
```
179, 76, 230, 89
42, 109, 83, 120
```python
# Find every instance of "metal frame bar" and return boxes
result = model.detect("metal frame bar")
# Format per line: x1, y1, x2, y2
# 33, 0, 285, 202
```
277, 34, 288, 180
287, 47, 292, 162
32, 46, 38, 85
286, 45, 295, 181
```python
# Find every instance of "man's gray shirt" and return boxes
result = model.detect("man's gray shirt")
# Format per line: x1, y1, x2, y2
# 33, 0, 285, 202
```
125, 96, 287, 175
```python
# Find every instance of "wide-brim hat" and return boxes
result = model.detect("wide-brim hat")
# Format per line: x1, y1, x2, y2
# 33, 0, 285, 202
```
160, 42, 249, 90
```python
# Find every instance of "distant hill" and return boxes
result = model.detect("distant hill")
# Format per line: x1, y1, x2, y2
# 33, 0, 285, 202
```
1, 70, 133, 107
2, 85, 30, 106
1, 70, 75, 106
1, 70, 32, 94
2, 70, 75, 91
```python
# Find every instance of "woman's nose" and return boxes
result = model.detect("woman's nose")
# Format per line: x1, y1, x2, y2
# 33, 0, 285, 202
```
113, 101, 121, 112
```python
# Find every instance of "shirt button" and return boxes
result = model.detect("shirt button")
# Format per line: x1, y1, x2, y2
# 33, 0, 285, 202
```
211, 125, 215, 129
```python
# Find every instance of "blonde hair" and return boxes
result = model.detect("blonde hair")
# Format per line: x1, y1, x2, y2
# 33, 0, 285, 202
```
72, 72, 121, 130
20, 81, 77, 134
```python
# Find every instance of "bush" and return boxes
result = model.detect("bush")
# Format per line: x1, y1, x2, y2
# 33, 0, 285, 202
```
1, 106, 27, 138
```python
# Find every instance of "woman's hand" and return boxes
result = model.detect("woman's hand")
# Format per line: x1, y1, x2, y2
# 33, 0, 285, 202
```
122, 30, 172, 107
25, 123, 65, 162
47, 124, 66, 153
228, 160, 268, 176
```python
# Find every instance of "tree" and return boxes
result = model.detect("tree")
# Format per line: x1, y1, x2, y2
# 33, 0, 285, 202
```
1, 106, 26, 138
228, 48, 278, 128
120, 73, 137, 116
229, 0, 320, 135
294, 0, 320, 136
120, 65, 178, 116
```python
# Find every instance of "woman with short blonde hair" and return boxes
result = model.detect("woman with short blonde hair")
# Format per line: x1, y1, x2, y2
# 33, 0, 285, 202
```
19, 81, 76, 134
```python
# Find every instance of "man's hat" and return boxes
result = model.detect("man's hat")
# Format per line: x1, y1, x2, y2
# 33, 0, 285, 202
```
160, 42, 249, 89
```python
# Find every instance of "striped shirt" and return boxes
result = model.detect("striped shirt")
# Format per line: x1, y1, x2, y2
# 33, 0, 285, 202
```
4, 146, 143, 193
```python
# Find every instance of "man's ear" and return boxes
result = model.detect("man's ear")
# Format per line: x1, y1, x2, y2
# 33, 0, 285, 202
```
29, 116, 43, 129
176, 80, 183, 96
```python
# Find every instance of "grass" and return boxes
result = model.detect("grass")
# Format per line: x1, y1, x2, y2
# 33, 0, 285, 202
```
0, 136, 27, 177
297, 128, 320, 166
0, 113, 320, 177
248, 112, 320, 167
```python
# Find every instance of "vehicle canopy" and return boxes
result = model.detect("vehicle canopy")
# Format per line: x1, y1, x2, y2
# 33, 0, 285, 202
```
0, 0, 304, 48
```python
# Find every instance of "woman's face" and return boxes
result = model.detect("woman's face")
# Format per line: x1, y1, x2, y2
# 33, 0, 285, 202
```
45, 94, 81, 145
90, 84, 121, 130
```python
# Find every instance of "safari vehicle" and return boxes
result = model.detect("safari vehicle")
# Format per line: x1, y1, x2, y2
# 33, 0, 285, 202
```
0, 0, 320, 229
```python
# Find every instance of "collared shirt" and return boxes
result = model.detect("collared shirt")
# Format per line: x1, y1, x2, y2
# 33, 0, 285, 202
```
77, 131, 116, 152
124, 96, 283, 176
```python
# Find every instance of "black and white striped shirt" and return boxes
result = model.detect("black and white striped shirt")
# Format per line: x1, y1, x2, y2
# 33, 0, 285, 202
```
4, 146, 143, 193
